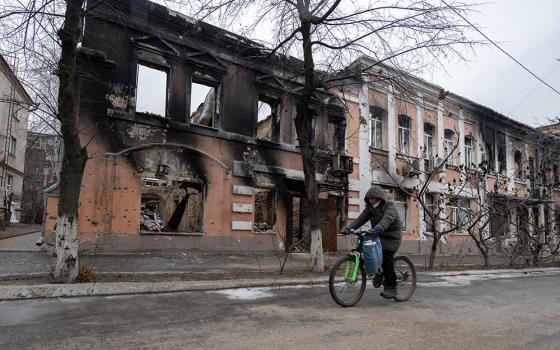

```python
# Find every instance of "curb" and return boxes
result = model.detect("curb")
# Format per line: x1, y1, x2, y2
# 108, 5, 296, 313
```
0, 230, 41, 241
0, 277, 330, 301
1, 267, 559, 301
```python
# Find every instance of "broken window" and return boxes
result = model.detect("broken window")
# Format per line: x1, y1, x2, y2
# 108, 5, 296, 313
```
253, 188, 276, 232
327, 115, 345, 153
140, 177, 204, 233
398, 115, 411, 155
444, 129, 455, 166
483, 127, 496, 171
190, 75, 220, 127
464, 137, 473, 168
136, 64, 167, 116
256, 96, 280, 141
528, 157, 535, 180
497, 132, 506, 175
514, 150, 523, 178
370, 106, 384, 149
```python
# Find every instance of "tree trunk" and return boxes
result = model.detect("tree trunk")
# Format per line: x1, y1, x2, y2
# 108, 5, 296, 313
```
428, 233, 440, 269
294, 20, 323, 272
53, 0, 88, 283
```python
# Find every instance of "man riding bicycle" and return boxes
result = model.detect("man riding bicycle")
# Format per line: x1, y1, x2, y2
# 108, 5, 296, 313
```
342, 185, 403, 299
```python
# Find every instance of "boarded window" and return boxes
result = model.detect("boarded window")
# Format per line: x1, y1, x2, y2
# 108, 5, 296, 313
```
254, 188, 276, 232
136, 64, 167, 116
190, 76, 220, 127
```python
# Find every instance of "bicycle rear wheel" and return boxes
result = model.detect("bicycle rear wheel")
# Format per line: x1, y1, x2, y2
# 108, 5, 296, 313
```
329, 255, 366, 307
393, 256, 416, 301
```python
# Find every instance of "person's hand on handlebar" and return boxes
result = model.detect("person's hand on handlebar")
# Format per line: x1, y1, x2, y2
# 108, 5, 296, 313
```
340, 227, 353, 235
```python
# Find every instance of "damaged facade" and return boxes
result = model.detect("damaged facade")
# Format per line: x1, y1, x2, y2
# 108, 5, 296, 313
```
44, 0, 560, 257
343, 56, 560, 257
44, 0, 352, 251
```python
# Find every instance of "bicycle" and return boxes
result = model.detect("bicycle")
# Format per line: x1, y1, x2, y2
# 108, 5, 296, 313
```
329, 229, 416, 307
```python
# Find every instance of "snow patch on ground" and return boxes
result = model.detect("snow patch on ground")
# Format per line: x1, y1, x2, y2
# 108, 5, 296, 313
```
214, 287, 275, 300
419, 270, 560, 287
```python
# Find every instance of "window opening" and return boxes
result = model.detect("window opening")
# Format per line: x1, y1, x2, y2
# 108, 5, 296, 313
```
424, 193, 435, 233
254, 188, 277, 232
398, 115, 411, 155
190, 76, 220, 127
496, 133, 506, 175
392, 188, 409, 231
423, 123, 434, 160
444, 129, 455, 166
9, 137, 16, 155
370, 107, 384, 149
136, 64, 167, 116
514, 150, 523, 178
140, 177, 203, 233
465, 137, 472, 168
256, 96, 280, 141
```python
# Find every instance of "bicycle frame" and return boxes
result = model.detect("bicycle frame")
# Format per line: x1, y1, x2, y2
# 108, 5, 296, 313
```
343, 232, 365, 283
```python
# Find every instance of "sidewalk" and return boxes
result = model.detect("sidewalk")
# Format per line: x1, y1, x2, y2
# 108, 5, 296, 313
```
0, 223, 41, 241
0, 250, 513, 280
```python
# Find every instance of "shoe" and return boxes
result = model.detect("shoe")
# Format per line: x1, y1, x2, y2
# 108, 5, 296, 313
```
380, 287, 397, 299
372, 273, 383, 288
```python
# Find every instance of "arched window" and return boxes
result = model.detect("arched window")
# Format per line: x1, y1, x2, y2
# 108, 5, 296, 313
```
398, 115, 411, 155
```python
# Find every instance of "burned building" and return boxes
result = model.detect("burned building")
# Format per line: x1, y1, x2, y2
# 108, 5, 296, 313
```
44, 0, 352, 251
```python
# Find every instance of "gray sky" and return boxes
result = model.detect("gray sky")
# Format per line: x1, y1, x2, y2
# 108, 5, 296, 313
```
420, 0, 560, 126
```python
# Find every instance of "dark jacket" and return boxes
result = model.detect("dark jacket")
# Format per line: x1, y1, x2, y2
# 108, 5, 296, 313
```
347, 185, 402, 252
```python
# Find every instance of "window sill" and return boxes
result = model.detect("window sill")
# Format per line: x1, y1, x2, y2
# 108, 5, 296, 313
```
369, 147, 389, 156
140, 231, 204, 236
253, 231, 277, 235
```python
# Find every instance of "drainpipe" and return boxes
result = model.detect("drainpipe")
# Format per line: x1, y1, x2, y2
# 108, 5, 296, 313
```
36, 141, 64, 246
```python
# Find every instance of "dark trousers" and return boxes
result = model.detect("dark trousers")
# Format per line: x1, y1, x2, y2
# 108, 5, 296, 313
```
382, 250, 397, 288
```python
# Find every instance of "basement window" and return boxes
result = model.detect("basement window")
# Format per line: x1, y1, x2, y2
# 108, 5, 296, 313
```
140, 177, 204, 233
253, 188, 277, 233
256, 96, 280, 141
136, 64, 167, 116
190, 75, 220, 128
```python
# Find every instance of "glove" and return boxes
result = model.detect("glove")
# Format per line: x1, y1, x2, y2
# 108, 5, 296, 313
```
373, 226, 383, 236
340, 227, 352, 235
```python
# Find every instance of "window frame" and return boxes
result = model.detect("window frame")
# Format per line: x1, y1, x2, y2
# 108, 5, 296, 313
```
370, 106, 385, 149
9, 137, 16, 156
423, 123, 434, 160
464, 137, 473, 168
397, 114, 411, 155
444, 129, 455, 166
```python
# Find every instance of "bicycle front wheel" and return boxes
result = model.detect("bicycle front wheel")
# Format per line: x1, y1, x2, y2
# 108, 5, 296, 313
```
329, 255, 366, 307
393, 255, 416, 302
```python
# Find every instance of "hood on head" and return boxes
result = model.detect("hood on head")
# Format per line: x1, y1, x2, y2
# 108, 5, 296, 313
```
365, 185, 386, 206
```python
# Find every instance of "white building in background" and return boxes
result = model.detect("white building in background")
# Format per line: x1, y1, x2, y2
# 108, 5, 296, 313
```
0, 55, 32, 222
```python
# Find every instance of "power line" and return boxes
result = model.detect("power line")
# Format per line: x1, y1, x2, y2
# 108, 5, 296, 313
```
509, 61, 560, 114
441, 0, 560, 97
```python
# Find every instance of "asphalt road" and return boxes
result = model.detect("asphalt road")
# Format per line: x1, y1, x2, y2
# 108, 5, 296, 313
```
1, 271, 559, 350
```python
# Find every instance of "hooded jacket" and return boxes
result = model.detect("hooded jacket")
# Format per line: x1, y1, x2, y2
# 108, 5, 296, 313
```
347, 185, 403, 252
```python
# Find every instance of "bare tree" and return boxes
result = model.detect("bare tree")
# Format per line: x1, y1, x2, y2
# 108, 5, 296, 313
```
0, 0, 87, 282
176, 0, 480, 272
